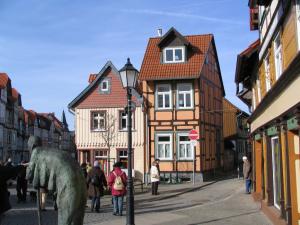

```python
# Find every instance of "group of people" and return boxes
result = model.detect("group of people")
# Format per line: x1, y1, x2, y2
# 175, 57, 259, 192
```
81, 161, 127, 216
0, 158, 28, 217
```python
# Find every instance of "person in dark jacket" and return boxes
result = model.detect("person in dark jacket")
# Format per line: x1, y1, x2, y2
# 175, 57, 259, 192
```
80, 162, 88, 179
16, 163, 27, 203
0, 164, 22, 215
243, 156, 252, 194
87, 161, 107, 212
108, 162, 127, 216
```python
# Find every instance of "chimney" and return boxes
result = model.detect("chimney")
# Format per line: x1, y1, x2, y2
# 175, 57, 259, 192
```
157, 28, 163, 37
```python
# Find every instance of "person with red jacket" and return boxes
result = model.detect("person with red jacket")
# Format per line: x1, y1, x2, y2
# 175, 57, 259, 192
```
108, 162, 127, 216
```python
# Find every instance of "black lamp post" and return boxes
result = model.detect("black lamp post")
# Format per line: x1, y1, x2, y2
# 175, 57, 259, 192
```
119, 58, 139, 225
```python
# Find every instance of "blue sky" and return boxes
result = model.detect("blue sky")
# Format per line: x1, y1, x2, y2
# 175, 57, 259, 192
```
0, 0, 257, 129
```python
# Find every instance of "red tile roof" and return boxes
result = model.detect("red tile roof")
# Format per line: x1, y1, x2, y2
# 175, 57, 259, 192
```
11, 88, 19, 101
88, 74, 97, 83
139, 34, 213, 80
239, 39, 260, 57
0, 73, 9, 89
24, 110, 37, 125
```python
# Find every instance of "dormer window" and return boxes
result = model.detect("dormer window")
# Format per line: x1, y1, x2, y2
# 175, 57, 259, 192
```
99, 78, 111, 94
101, 80, 108, 91
163, 47, 185, 63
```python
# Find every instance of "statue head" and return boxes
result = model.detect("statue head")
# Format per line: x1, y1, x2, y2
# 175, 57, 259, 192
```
28, 136, 42, 154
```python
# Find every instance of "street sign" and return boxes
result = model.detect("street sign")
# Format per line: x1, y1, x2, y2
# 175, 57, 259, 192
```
189, 129, 199, 140
190, 139, 197, 146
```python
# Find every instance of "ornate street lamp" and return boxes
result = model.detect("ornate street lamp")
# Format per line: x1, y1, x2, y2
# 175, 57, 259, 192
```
119, 58, 139, 225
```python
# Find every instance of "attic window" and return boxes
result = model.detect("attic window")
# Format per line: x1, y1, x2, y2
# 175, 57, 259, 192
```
99, 78, 111, 94
101, 80, 108, 91
163, 47, 185, 63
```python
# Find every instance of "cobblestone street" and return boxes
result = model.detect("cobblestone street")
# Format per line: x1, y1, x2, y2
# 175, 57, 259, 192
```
1, 178, 272, 225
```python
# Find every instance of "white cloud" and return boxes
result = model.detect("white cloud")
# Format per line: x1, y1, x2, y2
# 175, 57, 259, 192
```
120, 9, 246, 26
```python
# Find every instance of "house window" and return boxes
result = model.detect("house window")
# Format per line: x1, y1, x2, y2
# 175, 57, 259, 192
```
178, 134, 193, 160
94, 150, 108, 174
274, 34, 283, 80
296, 0, 300, 50
205, 56, 209, 64
163, 47, 185, 63
156, 133, 172, 160
271, 136, 282, 209
156, 84, 172, 110
101, 80, 108, 91
95, 150, 108, 158
256, 79, 261, 103
119, 111, 134, 130
118, 150, 128, 168
264, 54, 271, 92
91, 111, 106, 131
252, 87, 256, 111
177, 83, 193, 109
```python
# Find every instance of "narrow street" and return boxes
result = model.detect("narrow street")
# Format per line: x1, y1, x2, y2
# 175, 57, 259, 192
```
1, 178, 272, 225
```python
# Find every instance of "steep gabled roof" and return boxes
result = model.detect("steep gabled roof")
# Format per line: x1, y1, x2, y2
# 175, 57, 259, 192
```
68, 61, 120, 110
157, 27, 190, 48
11, 88, 19, 102
25, 110, 37, 125
223, 98, 250, 117
139, 31, 213, 80
0, 73, 10, 89
235, 39, 260, 84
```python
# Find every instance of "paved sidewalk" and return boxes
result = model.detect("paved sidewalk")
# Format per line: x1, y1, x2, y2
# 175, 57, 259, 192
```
1, 178, 272, 225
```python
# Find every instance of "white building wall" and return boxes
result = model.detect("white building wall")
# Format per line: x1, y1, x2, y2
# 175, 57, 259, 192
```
75, 106, 145, 181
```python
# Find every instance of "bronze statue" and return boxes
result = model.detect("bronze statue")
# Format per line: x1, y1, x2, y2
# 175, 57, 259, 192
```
26, 136, 86, 225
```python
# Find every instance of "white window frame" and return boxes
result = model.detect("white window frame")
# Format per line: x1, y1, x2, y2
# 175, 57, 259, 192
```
119, 111, 134, 131
177, 83, 193, 109
271, 136, 281, 210
264, 54, 271, 92
156, 84, 172, 110
120, 111, 127, 131
91, 111, 106, 131
163, 47, 185, 63
252, 87, 256, 111
296, 0, 300, 50
273, 33, 283, 80
100, 80, 109, 91
256, 79, 261, 103
95, 150, 108, 159
156, 133, 173, 160
177, 133, 193, 160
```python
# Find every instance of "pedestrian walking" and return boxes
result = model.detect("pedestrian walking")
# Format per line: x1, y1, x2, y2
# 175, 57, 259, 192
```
16, 163, 27, 203
80, 162, 88, 179
108, 162, 127, 216
0, 164, 22, 215
87, 161, 107, 212
86, 162, 92, 174
150, 160, 160, 195
243, 156, 252, 194
39, 188, 47, 211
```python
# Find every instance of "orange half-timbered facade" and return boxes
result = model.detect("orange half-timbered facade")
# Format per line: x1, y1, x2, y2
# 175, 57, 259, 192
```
140, 28, 225, 182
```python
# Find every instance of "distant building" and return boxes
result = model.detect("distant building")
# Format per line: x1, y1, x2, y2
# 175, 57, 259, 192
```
68, 61, 145, 181
139, 27, 225, 182
222, 98, 249, 171
236, 0, 300, 224
0, 73, 73, 164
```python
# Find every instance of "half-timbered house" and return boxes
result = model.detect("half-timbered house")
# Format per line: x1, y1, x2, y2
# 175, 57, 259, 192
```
68, 61, 145, 181
139, 28, 225, 182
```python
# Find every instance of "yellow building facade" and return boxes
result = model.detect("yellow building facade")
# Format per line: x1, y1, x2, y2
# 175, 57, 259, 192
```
236, 1, 300, 224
